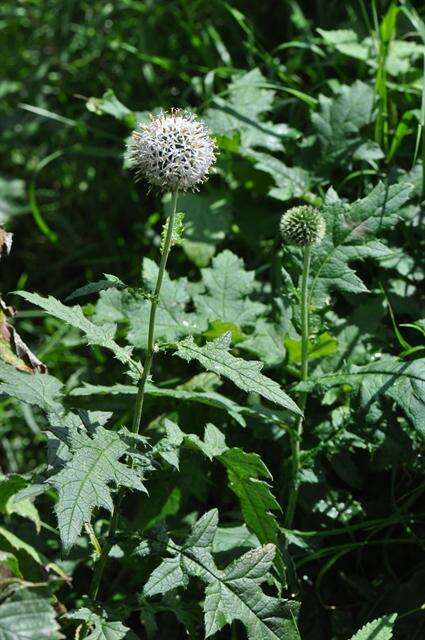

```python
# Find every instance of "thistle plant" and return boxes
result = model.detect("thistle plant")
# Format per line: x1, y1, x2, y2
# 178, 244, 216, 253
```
86, 110, 217, 616
127, 110, 216, 436
281, 205, 326, 529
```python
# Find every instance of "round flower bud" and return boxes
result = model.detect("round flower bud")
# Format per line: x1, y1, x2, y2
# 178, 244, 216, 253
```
280, 205, 326, 246
127, 110, 216, 191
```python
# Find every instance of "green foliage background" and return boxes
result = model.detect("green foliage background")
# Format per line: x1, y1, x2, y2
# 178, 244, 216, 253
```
1, 1, 425, 639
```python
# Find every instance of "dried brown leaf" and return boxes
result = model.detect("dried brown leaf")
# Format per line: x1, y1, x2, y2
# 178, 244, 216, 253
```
0, 299, 47, 373
0, 226, 13, 259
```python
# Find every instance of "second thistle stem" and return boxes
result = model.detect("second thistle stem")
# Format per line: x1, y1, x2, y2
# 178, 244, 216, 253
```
131, 189, 179, 435
285, 244, 311, 530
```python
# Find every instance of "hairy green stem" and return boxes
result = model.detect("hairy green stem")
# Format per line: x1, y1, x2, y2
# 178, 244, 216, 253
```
285, 244, 311, 531
83, 191, 179, 624
131, 189, 179, 434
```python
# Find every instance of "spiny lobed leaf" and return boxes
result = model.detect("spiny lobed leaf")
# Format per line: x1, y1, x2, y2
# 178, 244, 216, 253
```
16, 291, 134, 366
248, 150, 311, 202
300, 357, 425, 436
0, 361, 63, 415
127, 258, 204, 347
205, 68, 296, 152
49, 423, 147, 551
96, 249, 266, 348
193, 249, 264, 326
309, 181, 413, 302
71, 380, 248, 426
155, 421, 284, 578
175, 332, 301, 414
142, 510, 300, 640
311, 80, 379, 164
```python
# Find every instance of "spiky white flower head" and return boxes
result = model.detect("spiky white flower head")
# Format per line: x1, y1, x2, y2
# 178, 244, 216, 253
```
127, 109, 217, 191
280, 205, 326, 246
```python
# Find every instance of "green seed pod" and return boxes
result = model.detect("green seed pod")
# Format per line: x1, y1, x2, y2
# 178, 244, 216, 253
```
280, 205, 326, 246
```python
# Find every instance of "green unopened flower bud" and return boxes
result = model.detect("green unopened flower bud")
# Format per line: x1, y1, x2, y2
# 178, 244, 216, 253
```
280, 205, 325, 246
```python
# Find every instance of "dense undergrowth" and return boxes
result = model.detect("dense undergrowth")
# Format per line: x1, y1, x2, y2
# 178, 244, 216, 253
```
1, 1, 425, 639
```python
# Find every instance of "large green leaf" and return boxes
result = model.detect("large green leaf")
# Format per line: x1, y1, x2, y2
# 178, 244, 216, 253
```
194, 250, 264, 326
205, 68, 296, 151
49, 423, 147, 551
309, 182, 413, 302
247, 150, 310, 202
175, 332, 301, 415
349, 614, 397, 640
239, 319, 286, 367
301, 357, 425, 436
127, 259, 205, 347
0, 474, 40, 530
0, 589, 62, 640
142, 510, 300, 640
0, 361, 63, 415
163, 192, 232, 267
220, 448, 281, 546
318, 29, 425, 77
311, 80, 380, 164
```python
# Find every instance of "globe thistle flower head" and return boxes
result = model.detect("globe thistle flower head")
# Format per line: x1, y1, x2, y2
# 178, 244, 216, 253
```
128, 109, 217, 191
280, 205, 326, 246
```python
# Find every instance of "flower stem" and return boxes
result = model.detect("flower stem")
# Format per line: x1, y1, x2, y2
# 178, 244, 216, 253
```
83, 191, 179, 625
285, 244, 311, 531
131, 189, 179, 435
